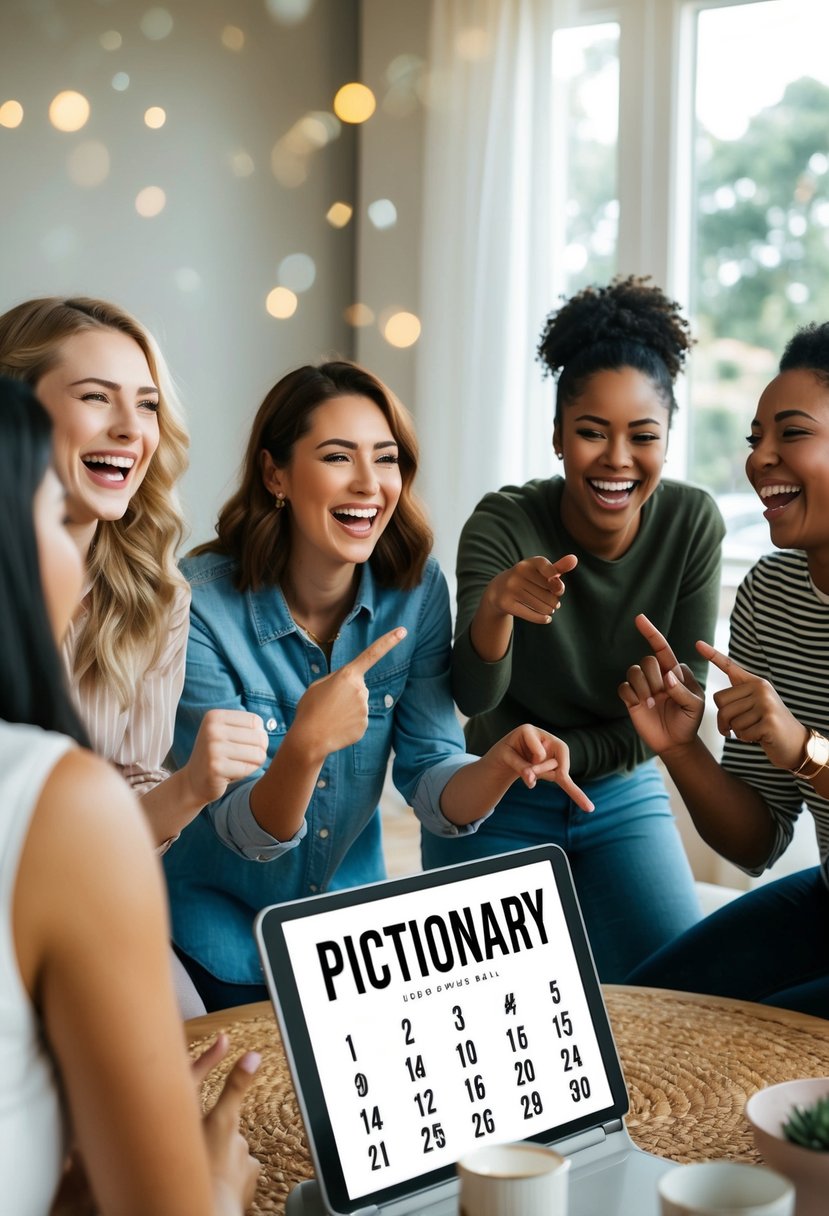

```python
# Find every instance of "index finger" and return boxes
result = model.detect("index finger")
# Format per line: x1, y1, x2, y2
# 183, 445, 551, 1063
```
548, 552, 578, 578
695, 639, 751, 685
348, 627, 407, 676
634, 613, 681, 674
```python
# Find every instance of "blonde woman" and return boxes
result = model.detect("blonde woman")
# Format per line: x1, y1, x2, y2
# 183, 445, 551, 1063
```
0, 299, 267, 1011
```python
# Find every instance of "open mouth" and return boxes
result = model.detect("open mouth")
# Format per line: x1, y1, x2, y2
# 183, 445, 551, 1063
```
82, 454, 135, 484
587, 478, 639, 509
331, 506, 379, 536
759, 483, 801, 520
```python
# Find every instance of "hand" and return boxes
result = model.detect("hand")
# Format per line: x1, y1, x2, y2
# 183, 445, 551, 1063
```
191, 1032, 230, 1088
182, 710, 269, 807
483, 554, 578, 624
618, 614, 705, 753
291, 628, 407, 763
490, 725, 594, 811
203, 1051, 262, 1216
696, 639, 808, 770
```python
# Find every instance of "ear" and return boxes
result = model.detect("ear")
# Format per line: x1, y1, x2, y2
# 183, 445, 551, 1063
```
552, 422, 562, 459
260, 449, 284, 496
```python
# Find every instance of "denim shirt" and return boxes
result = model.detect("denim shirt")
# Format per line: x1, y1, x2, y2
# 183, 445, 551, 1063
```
163, 552, 485, 985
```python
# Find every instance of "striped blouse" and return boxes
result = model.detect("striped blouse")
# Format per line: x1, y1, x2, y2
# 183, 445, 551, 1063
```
721, 549, 829, 887
61, 583, 190, 798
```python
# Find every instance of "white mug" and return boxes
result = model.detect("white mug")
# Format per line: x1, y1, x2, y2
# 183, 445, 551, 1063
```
658, 1161, 795, 1216
457, 1141, 570, 1216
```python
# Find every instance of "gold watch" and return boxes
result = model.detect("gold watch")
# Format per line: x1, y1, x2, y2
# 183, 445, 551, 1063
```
790, 729, 829, 780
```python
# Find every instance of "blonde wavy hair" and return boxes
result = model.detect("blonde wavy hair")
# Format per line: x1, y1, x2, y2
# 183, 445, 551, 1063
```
0, 297, 188, 710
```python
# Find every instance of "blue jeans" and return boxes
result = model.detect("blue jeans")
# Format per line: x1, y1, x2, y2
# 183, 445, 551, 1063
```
421, 759, 701, 983
627, 867, 829, 1017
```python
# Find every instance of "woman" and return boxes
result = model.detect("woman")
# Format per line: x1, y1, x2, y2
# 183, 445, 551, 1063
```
0, 377, 259, 1215
621, 322, 829, 1016
0, 298, 267, 1014
424, 276, 725, 981
165, 360, 592, 1011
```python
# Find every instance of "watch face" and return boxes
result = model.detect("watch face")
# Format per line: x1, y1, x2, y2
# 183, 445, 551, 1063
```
808, 731, 829, 767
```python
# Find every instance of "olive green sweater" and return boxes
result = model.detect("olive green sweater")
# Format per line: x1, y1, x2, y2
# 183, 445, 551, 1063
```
452, 477, 725, 780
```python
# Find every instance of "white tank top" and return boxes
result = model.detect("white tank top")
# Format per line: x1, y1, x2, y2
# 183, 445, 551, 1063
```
0, 721, 73, 1213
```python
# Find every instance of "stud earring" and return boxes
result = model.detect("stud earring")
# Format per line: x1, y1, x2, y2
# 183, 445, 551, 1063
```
274, 493, 286, 510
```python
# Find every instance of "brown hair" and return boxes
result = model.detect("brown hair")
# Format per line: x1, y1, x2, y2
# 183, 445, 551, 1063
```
0, 296, 188, 709
196, 360, 433, 591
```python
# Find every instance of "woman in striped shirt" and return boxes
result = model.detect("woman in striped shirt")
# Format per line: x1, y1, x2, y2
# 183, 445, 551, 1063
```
619, 322, 829, 1016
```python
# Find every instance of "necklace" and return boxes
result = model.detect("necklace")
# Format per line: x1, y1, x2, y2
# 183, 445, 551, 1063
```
295, 620, 339, 648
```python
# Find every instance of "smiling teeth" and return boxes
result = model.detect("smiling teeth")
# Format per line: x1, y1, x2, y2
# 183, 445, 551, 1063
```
759, 484, 801, 498
590, 480, 635, 491
336, 508, 378, 518
85, 455, 135, 468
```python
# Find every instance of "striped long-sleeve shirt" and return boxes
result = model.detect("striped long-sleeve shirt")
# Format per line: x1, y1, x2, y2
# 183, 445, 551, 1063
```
722, 549, 829, 887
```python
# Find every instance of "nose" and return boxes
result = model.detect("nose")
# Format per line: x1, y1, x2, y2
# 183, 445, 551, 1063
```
108, 400, 141, 442
351, 455, 379, 494
603, 433, 633, 469
747, 433, 778, 471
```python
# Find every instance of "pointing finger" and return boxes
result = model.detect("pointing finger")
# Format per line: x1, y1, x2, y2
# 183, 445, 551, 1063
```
549, 553, 578, 578
348, 627, 407, 677
634, 613, 681, 674
695, 639, 751, 685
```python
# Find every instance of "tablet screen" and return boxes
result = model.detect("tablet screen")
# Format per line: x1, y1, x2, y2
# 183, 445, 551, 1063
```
257, 847, 627, 1214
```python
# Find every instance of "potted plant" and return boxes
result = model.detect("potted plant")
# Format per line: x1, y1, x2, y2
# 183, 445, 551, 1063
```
746, 1078, 829, 1216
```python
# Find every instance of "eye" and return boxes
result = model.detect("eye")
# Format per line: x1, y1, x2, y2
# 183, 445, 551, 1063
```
781, 426, 811, 439
745, 434, 760, 448
139, 398, 159, 413
323, 452, 350, 463
631, 432, 660, 444
377, 453, 399, 464
81, 391, 108, 403
575, 427, 605, 441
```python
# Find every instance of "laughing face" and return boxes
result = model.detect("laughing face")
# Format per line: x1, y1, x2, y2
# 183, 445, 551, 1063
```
34, 328, 160, 550
746, 368, 829, 557
555, 366, 669, 559
263, 393, 403, 576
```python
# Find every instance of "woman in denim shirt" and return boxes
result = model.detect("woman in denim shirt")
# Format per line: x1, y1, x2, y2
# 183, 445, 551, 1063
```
165, 361, 592, 1011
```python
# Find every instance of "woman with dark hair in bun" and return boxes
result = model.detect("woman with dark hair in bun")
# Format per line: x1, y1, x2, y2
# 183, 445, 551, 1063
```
423, 276, 725, 981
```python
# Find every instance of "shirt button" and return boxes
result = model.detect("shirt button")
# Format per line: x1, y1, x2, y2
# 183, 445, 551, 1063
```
310, 663, 320, 674
316, 778, 327, 789
318, 827, 330, 839
266, 717, 277, 731
309, 883, 318, 893
384, 694, 394, 708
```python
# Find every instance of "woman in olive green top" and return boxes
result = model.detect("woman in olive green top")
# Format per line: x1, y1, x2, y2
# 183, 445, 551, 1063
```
423, 276, 725, 981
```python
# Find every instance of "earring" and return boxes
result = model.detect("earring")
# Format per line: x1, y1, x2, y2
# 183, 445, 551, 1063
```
274, 493, 286, 510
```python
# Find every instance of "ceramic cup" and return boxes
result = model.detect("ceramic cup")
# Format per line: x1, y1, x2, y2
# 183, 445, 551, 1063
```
745, 1077, 829, 1216
658, 1161, 795, 1216
457, 1141, 570, 1216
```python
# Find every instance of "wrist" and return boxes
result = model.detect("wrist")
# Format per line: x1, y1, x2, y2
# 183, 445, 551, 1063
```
789, 728, 829, 780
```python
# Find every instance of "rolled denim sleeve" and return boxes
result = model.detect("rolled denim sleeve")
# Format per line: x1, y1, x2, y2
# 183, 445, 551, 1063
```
204, 776, 308, 860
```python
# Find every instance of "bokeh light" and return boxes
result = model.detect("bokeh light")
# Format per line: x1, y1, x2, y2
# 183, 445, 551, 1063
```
333, 82, 376, 124
326, 202, 353, 228
383, 311, 421, 348
144, 106, 166, 129
67, 140, 110, 188
221, 25, 245, 51
141, 7, 174, 40
230, 150, 255, 177
135, 186, 166, 217
0, 100, 23, 129
49, 90, 90, 133
99, 30, 122, 51
456, 27, 491, 60
344, 303, 375, 327
112, 73, 130, 92
175, 267, 202, 292
265, 0, 314, 26
367, 198, 397, 230
382, 54, 425, 118
266, 287, 298, 319
279, 252, 316, 293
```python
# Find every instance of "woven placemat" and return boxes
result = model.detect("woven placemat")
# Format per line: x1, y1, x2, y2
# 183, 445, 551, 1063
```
189, 989, 829, 1216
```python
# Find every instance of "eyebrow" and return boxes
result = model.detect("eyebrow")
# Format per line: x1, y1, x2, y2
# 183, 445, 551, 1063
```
750, 409, 818, 427
574, 414, 662, 428
315, 438, 399, 450
69, 376, 159, 395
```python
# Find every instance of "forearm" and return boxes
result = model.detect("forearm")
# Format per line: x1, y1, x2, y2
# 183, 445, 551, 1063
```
469, 594, 514, 663
249, 730, 324, 840
438, 752, 516, 826
138, 769, 207, 847
660, 736, 777, 868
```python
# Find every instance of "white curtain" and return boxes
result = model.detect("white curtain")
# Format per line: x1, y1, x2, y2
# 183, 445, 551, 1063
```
415, 0, 557, 577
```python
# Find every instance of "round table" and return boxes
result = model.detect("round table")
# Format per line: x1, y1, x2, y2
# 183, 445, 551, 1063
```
186, 985, 829, 1216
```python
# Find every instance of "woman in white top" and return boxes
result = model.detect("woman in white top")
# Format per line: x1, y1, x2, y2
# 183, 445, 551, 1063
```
0, 375, 261, 1216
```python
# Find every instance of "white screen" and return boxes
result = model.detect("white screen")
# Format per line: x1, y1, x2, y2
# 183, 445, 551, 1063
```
281, 859, 614, 1200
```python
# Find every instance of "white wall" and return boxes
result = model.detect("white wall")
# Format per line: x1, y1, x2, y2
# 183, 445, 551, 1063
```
0, 0, 358, 546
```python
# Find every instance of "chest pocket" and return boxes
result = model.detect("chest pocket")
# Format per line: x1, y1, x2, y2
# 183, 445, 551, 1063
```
244, 691, 295, 757
352, 670, 407, 776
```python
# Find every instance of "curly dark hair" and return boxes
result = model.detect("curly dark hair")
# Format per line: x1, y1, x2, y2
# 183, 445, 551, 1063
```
536, 275, 693, 425
779, 321, 829, 386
